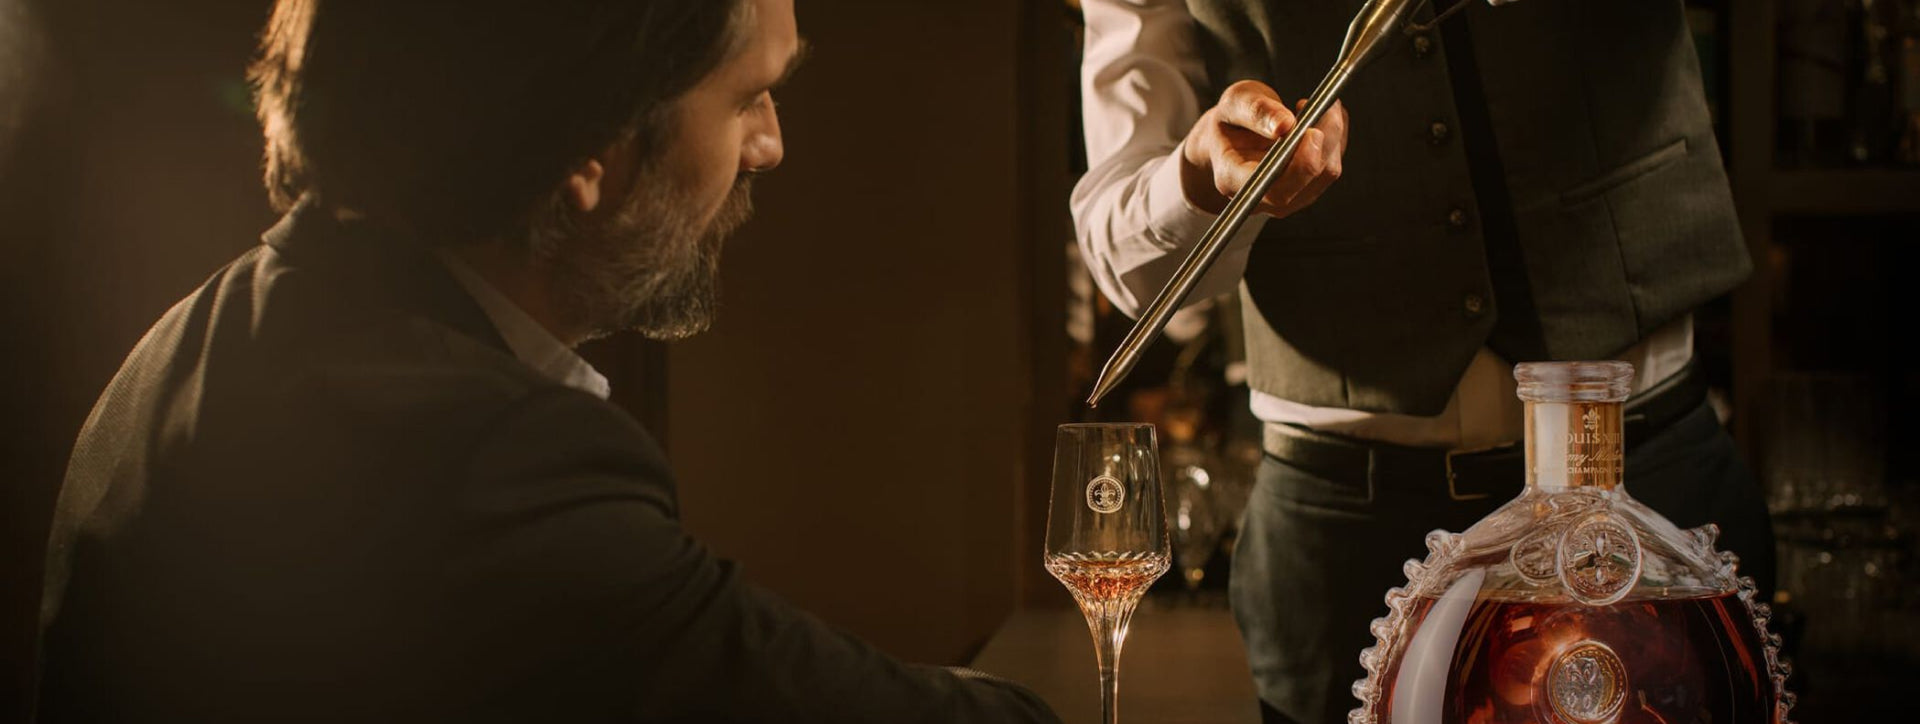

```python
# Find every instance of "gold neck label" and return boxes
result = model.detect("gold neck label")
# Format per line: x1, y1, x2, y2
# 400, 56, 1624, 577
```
1527, 402, 1624, 490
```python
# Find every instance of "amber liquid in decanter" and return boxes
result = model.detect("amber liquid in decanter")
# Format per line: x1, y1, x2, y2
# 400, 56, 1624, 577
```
1349, 362, 1793, 724
1383, 592, 1771, 724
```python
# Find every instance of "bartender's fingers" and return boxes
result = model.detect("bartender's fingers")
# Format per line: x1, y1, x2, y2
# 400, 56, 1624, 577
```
1277, 100, 1348, 210
1251, 127, 1331, 216
1212, 80, 1297, 139
1179, 80, 1300, 213
1205, 125, 1287, 210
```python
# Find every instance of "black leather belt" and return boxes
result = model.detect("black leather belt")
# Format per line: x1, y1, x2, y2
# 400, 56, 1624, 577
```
1261, 370, 1708, 502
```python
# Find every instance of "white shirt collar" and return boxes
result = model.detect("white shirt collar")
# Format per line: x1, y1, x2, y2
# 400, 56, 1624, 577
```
435, 250, 612, 401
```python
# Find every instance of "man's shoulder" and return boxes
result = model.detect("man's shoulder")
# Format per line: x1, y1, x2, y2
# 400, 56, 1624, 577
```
154, 245, 540, 411
277, 317, 666, 476
103, 240, 668, 480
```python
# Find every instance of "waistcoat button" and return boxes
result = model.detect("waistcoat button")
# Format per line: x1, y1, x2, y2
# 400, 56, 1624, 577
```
1412, 34, 1434, 59
1463, 293, 1485, 316
1447, 206, 1471, 231
1430, 120, 1452, 145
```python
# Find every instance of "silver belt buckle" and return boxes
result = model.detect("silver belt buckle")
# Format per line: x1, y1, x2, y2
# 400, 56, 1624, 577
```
1445, 450, 1491, 502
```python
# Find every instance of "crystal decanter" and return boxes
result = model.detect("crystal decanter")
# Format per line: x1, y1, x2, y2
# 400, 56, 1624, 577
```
1350, 362, 1793, 724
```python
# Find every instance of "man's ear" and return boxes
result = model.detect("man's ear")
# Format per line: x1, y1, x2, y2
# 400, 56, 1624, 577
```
565, 159, 606, 213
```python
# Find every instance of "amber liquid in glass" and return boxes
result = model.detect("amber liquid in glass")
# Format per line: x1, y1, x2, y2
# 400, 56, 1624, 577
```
1380, 592, 1772, 724
1045, 551, 1169, 606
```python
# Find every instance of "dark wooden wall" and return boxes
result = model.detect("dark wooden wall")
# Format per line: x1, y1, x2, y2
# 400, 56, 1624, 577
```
2, 1, 279, 717
662, 0, 1074, 665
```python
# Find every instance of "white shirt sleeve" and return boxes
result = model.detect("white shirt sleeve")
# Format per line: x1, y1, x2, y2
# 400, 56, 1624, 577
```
1071, 0, 1268, 319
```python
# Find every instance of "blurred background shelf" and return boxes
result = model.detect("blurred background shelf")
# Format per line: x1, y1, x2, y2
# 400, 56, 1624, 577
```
1770, 169, 1920, 215
1719, 0, 1920, 719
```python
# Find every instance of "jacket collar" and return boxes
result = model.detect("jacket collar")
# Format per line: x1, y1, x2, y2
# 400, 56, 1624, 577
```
259, 196, 512, 355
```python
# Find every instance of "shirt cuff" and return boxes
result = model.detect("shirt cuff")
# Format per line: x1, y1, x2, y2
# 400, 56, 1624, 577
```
1142, 146, 1269, 254
1143, 149, 1217, 248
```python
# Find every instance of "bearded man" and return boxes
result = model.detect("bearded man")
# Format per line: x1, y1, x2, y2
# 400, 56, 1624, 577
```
33, 1, 1058, 722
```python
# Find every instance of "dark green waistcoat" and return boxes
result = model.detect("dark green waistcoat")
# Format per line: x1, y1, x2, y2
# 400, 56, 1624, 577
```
1188, 0, 1750, 415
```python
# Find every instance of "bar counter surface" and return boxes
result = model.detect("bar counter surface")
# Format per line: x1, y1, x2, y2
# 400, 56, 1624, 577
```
971, 598, 1261, 724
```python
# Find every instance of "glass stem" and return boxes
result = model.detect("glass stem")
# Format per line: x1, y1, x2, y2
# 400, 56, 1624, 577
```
1083, 600, 1139, 724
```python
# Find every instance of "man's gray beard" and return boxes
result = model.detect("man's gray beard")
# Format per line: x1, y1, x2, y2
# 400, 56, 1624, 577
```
544, 174, 755, 342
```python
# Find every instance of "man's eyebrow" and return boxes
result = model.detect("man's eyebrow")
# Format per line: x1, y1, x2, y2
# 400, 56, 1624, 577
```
775, 37, 811, 86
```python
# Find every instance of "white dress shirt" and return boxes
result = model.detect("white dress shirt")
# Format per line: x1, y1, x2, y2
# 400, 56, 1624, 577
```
1071, 0, 1691, 450
437, 251, 612, 401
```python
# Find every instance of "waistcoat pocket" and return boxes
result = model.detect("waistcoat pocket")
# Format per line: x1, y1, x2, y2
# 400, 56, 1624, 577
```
1559, 138, 1690, 206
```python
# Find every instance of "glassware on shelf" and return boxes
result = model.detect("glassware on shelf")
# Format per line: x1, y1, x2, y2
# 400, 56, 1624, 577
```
1776, 516, 1910, 658
1779, 0, 1851, 166
1349, 362, 1794, 724
1848, 0, 1902, 164
1163, 439, 1223, 590
1763, 373, 1887, 514
1044, 423, 1171, 724
1213, 433, 1262, 552
1900, 0, 1920, 164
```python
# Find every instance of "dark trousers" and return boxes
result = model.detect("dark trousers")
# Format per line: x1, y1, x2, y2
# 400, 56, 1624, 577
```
1230, 401, 1776, 724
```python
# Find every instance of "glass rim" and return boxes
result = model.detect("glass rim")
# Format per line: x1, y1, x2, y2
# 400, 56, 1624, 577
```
1056, 422, 1155, 430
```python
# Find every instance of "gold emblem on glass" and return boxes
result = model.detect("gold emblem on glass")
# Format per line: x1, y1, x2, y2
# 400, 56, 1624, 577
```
1548, 640, 1629, 724
1086, 475, 1125, 514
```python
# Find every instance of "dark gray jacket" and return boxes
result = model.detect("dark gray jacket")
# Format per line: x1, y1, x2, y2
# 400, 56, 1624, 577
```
36, 201, 1057, 724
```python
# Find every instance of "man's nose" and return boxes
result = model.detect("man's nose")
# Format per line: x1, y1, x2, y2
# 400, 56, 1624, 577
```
742, 117, 784, 173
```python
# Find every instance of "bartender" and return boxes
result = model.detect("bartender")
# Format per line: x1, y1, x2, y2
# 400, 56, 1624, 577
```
1070, 1, 1776, 722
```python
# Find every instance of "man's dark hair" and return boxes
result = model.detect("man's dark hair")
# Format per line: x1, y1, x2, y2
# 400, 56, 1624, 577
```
250, 0, 747, 242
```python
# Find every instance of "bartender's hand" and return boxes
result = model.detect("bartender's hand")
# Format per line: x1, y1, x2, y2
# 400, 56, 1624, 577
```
1178, 80, 1348, 217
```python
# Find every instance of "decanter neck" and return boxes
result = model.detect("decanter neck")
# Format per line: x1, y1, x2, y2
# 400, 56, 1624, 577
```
1524, 400, 1624, 492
